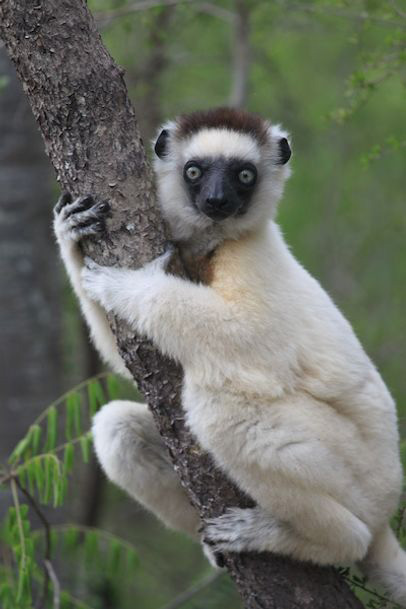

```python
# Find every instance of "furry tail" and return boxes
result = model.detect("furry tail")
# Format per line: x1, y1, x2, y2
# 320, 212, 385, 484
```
360, 525, 406, 607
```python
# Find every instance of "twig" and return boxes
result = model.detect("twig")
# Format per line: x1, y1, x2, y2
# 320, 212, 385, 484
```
95, 0, 189, 24
389, 0, 406, 19
346, 576, 398, 607
94, 0, 235, 26
396, 503, 406, 537
10, 478, 28, 601
281, 0, 406, 28
44, 560, 61, 609
158, 571, 222, 609
195, 2, 235, 22
31, 372, 109, 428
14, 478, 53, 609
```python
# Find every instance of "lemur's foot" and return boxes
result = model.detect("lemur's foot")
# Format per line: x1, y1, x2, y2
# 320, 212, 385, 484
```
202, 506, 279, 554
54, 193, 111, 242
201, 539, 226, 569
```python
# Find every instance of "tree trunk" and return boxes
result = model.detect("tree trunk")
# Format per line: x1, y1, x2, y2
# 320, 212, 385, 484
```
0, 3, 364, 608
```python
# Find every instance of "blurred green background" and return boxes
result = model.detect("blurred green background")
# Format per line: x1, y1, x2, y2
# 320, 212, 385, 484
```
0, 1, 405, 608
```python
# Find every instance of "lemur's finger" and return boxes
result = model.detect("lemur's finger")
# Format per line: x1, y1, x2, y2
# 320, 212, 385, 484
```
214, 552, 225, 568
66, 204, 110, 229
69, 224, 105, 240
63, 194, 97, 219
54, 191, 72, 214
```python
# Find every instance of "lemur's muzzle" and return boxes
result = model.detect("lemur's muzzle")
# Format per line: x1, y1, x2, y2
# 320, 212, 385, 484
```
199, 170, 240, 221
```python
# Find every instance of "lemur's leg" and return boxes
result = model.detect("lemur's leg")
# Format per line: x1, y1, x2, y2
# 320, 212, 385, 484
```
53, 193, 131, 379
202, 499, 371, 566
92, 400, 199, 537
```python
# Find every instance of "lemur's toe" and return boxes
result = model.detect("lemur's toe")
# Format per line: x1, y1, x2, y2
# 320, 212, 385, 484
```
201, 539, 226, 569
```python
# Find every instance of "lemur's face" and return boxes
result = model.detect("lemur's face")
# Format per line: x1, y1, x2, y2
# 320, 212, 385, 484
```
153, 108, 291, 246
182, 156, 257, 221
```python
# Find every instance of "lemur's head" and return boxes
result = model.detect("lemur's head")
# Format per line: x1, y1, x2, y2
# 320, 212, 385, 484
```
153, 108, 291, 250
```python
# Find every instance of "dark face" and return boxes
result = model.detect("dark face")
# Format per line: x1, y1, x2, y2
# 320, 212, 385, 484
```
183, 157, 258, 221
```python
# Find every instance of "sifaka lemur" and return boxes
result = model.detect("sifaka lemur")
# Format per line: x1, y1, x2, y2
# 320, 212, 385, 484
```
53, 107, 406, 605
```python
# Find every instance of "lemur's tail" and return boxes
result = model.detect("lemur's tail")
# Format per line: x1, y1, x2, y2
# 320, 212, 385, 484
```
360, 525, 406, 607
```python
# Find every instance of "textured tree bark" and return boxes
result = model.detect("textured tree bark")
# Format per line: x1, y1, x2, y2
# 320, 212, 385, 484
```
0, 2, 364, 608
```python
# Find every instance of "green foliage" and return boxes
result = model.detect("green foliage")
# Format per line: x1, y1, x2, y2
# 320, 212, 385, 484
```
0, 374, 141, 609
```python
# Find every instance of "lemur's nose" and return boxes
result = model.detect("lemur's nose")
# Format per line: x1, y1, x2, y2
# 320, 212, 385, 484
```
206, 196, 228, 209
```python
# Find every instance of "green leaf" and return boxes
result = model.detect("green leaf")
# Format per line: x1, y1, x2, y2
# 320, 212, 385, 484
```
126, 548, 139, 571
34, 459, 45, 495
63, 444, 74, 475
80, 434, 92, 464
63, 527, 79, 552
43, 456, 52, 504
66, 392, 82, 439
107, 375, 120, 401
8, 437, 31, 465
109, 541, 122, 573
30, 425, 42, 455
87, 380, 105, 416
45, 406, 58, 451
84, 530, 99, 561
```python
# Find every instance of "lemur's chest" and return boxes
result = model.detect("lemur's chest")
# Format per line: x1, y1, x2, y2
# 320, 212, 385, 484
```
178, 233, 254, 293
179, 248, 216, 285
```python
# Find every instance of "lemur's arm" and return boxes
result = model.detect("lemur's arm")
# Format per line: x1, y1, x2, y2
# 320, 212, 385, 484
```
53, 193, 132, 379
81, 254, 238, 366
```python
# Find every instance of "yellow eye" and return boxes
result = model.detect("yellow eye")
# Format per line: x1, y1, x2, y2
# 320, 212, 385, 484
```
185, 165, 202, 181
238, 168, 256, 185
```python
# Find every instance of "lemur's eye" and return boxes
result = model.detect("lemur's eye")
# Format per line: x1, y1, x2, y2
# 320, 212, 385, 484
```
238, 167, 256, 186
184, 164, 202, 182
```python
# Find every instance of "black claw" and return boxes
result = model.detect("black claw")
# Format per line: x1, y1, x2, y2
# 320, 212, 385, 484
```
97, 201, 111, 213
55, 191, 72, 213
65, 195, 95, 218
73, 218, 105, 235
215, 553, 225, 568
203, 538, 216, 547
81, 195, 95, 206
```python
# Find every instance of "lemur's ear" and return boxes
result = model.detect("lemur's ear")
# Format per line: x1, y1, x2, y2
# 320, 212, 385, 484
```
154, 129, 170, 159
277, 137, 291, 165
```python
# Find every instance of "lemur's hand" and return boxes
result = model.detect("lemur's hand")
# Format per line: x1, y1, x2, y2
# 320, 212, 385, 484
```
53, 193, 111, 245
81, 258, 120, 311
81, 246, 174, 314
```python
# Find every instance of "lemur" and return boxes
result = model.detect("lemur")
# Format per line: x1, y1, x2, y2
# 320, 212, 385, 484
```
54, 107, 406, 605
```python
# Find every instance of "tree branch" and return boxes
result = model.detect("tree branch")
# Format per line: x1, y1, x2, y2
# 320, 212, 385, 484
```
0, 2, 364, 607
229, 0, 251, 108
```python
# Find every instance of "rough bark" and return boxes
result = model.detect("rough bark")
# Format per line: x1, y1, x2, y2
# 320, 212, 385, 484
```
0, 3, 364, 608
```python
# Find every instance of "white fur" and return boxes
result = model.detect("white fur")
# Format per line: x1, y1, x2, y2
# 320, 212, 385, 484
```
92, 400, 199, 535
55, 115, 406, 603
153, 123, 290, 253
53, 199, 131, 379
180, 129, 262, 163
